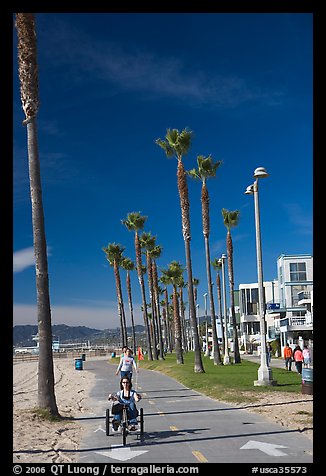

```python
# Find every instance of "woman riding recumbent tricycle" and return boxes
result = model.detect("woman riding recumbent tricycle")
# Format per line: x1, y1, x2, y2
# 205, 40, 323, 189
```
106, 376, 144, 444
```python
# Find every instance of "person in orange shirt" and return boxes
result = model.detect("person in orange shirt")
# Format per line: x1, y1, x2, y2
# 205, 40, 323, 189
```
283, 343, 293, 371
293, 345, 304, 375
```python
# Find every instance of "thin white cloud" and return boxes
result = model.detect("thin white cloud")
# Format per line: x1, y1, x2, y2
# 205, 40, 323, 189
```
13, 247, 35, 273
13, 247, 53, 273
283, 203, 313, 236
13, 303, 144, 330
41, 17, 284, 110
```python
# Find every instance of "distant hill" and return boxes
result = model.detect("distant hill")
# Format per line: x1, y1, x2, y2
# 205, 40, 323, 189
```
13, 324, 145, 348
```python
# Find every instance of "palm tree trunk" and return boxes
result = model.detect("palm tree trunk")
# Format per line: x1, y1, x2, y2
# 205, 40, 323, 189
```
179, 287, 188, 352
126, 271, 137, 355
204, 236, 222, 364
114, 261, 127, 347
172, 286, 183, 364
146, 254, 158, 359
164, 289, 172, 352
216, 272, 226, 354
27, 119, 59, 416
201, 183, 222, 364
16, 12, 59, 418
177, 161, 204, 372
153, 261, 165, 359
135, 233, 153, 360
227, 232, 241, 363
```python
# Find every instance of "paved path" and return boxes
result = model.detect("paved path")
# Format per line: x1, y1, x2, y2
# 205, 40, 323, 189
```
240, 353, 313, 370
76, 358, 313, 464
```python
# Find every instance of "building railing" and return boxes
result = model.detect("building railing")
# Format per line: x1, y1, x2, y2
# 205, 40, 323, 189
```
279, 315, 313, 328
297, 291, 311, 301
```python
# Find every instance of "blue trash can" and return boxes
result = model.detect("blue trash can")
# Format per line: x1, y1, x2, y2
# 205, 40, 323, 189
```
111, 352, 116, 358
75, 358, 83, 370
302, 368, 313, 395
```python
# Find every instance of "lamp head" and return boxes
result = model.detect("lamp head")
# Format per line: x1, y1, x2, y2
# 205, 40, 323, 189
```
253, 167, 269, 178
245, 184, 254, 195
221, 253, 227, 260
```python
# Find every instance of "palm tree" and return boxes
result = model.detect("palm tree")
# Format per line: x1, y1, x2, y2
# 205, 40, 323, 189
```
15, 13, 59, 417
188, 155, 223, 365
150, 245, 165, 359
122, 212, 153, 360
121, 257, 137, 355
140, 232, 158, 359
222, 208, 241, 364
156, 128, 204, 373
211, 258, 226, 354
159, 277, 173, 353
102, 243, 128, 346
160, 261, 185, 364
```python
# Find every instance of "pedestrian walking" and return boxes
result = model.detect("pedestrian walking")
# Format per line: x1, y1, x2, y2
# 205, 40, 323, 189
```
293, 345, 304, 374
116, 347, 138, 381
283, 343, 293, 371
302, 345, 311, 368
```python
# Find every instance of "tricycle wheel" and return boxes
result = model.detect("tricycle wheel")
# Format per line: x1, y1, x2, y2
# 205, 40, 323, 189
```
139, 407, 144, 435
106, 408, 110, 436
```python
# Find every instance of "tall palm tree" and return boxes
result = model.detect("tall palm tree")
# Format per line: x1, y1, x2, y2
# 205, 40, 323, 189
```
159, 277, 173, 353
211, 258, 226, 354
188, 155, 223, 365
222, 208, 241, 364
122, 212, 153, 360
160, 261, 185, 364
150, 245, 165, 359
102, 243, 128, 346
15, 13, 59, 417
140, 232, 158, 359
121, 257, 137, 355
156, 128, 204, 373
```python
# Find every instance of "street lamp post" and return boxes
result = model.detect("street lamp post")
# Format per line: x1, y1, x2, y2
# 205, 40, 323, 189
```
203, 293, 209, 356
196, 303, 200, 345
219, 254, 230, 365
245, 167, 277, 386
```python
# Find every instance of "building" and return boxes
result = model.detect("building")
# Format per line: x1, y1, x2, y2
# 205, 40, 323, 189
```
239, 279, 279, 353
275, 254, 313, 351
238, 253, 313, 356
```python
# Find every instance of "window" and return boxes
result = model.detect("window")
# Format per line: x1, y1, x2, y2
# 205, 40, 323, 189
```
290, 262, 306, 282
251, 288, 259, 303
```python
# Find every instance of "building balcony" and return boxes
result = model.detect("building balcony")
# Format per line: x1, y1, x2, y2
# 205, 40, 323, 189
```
279, 315, 313, 332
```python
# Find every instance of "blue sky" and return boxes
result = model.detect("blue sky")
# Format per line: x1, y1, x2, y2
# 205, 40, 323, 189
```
13, 12, 313, 330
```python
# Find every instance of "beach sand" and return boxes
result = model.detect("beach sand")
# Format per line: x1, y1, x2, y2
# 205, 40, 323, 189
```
13, 357, 98, 464
13, 356, 313, 463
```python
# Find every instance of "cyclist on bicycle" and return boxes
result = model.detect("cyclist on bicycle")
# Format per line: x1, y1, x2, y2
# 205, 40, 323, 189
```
108, 376, 142, 431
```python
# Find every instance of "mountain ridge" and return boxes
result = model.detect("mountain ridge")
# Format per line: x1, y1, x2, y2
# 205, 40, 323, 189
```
13, 324, 145, 347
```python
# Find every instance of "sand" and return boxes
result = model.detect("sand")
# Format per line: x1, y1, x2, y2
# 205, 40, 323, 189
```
13, 356, 313, 463
13, 357, 97, 464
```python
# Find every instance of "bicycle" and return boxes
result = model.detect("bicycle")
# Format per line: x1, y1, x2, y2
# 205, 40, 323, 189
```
106, 396, 144, 446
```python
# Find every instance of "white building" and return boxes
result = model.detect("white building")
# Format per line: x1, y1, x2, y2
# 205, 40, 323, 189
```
238, 254, 313, 355
275, 254, 313, 350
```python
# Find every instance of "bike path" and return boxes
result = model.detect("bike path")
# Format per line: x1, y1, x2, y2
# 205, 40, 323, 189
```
77, 358, 313, 464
